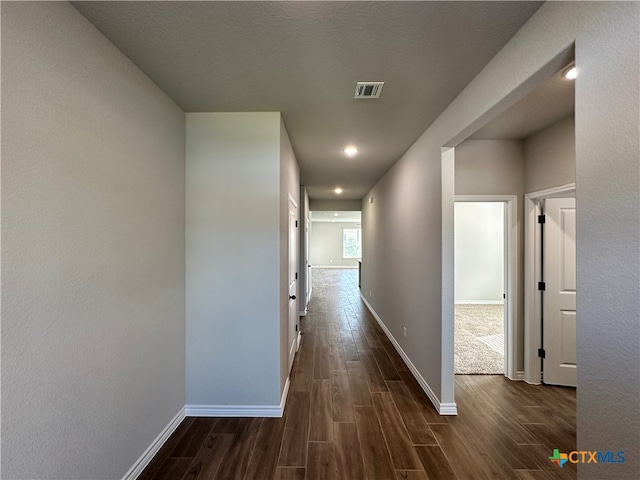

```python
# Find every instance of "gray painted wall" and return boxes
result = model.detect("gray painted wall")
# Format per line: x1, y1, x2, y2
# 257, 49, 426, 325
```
1, 3, 186, 479
455, 140, 525, 196
279, 118, 300, 394
363, 4, 639, 476
186, 113, 282, 407
574, 6, 638, 477
524, 115, 575, 193
310, 199, 362, 211
310, 222, 361, 268
455, 139, 525, 371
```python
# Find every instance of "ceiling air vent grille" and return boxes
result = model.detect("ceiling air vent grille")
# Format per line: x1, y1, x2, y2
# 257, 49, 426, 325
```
354, 82, 384, 99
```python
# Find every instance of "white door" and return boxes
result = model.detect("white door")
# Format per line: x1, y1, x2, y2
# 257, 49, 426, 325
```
543, 197, 577, 386
288, 197, 299, 372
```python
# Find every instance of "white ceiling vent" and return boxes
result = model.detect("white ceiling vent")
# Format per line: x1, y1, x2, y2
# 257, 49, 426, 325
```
354, 82, 384, 99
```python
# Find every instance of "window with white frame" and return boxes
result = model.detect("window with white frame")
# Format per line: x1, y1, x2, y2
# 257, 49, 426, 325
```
342, 228, 362, 259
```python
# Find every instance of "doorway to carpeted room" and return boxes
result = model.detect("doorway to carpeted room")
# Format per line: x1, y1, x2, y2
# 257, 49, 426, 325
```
455, 304, 504, 374
454, 202, 505, 374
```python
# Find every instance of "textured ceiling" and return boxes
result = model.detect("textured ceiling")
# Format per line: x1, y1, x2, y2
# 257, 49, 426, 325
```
72, 1, 543, 200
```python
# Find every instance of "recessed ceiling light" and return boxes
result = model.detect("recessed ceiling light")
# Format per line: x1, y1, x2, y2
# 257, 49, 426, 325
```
334, 187, 343, 194
333, 213, 339, 217
563, 63, 577, 80
344, 146, 358, 157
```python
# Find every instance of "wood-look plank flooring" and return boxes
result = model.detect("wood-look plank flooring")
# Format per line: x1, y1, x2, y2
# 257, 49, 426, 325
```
140, 269, 576, 479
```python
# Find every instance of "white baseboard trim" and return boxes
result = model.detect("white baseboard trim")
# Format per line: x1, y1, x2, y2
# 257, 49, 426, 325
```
439, 403, 459, 415
185, 377, 290, 419
122, 406, 186, 480
185, 403, 283, 418
524, 373, 542, 385
360, 294, 457, 416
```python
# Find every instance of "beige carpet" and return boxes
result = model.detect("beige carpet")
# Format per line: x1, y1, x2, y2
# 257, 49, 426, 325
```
455, 304, 504, 374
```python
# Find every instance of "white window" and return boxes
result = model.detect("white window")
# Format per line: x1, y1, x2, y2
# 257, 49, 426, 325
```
343, 228, 362, 259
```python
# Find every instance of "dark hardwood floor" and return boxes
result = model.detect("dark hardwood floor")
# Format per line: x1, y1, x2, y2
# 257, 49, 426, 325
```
140, 269, 576, 480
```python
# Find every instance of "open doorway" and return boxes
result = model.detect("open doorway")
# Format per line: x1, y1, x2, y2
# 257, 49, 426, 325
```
453, 195, 518, 379
308, 211, 362, 269
454, 202, 505, 374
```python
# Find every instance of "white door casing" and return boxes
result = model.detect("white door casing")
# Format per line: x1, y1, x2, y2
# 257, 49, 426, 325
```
523, 183, 575, 385
305, 216, 311, 310
542, 197, 577, 387
288, 196, 299, 372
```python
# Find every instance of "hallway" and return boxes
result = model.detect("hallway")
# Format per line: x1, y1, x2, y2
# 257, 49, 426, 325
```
141, 269, 576, 480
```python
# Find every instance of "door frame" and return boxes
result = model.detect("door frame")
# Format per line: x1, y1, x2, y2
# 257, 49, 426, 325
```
287, 194, 300, 371
454, 194, 519, 380
523, 183, 575, 384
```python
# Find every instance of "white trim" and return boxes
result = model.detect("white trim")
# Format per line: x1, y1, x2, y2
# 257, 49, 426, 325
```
454, 195, 517, 202
526, 183, 576, 200
360, 293, 457, 416
122, 407, 186, 480
438, 403, 458, 415
280, 376, 291, 414
506, 370, 526, 382
288, 334, 297, 372
185, 404, 282, 418
454, 195, 519, 381
288, 192, 298, 209
441, 148, 456, 409
185, 378, 290, 419
524, 196, 543, 385
523, 183, 575, 385
296, 331, 302, 351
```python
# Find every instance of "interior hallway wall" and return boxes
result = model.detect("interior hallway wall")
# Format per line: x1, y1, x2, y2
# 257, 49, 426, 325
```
310, 199, 362, 211
279, 117, 301, 393
1, 3, 186, 478
524, 115, 575, 193
186, 113, 282, 408
455, 139, 525, 371
310, 222, 361, 268
362, 5, 639, 473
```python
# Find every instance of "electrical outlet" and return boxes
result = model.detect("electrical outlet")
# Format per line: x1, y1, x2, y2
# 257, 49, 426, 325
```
403, 327, 407, 338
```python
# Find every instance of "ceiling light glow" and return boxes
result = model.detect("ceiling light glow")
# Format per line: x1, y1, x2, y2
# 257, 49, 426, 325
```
344, 146, 358, 157
334, 188, 343, 194
563, 64, 577, 80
